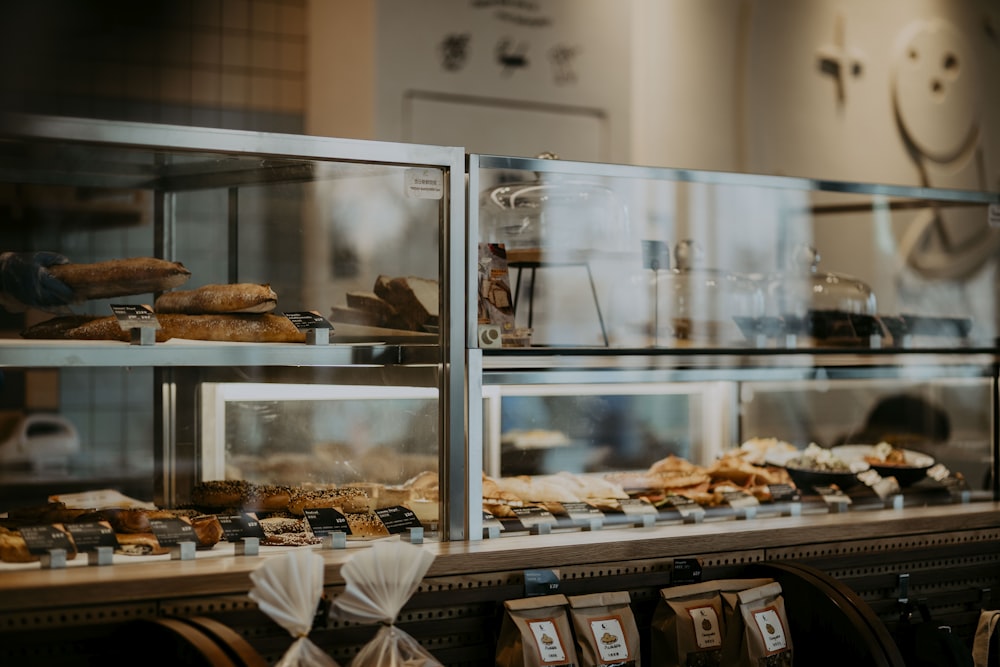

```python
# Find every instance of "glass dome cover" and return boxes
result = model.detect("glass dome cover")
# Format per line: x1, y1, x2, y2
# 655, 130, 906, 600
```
656, 240, 764, 345
479, 154, 629, 261
766, 245, 877, 316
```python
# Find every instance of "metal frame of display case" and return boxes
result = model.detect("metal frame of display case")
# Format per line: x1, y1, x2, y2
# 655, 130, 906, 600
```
0, 114, 471, 539
465, 153, 1000, 536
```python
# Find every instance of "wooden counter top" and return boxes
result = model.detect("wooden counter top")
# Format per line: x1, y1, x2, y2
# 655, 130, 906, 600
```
1, 502, 997, 615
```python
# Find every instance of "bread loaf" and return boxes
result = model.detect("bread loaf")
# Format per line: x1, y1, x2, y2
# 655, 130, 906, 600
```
21, 315, 172, 342
159, 313, 306, 343
49, 257, 191, 300
344, 291, 398, 327
378, 276, 439, 330
154, 283, 277, 314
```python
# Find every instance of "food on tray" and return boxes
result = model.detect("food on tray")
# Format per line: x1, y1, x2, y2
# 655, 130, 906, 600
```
22, 314, 172, 342
154, 283, 277, 314
0, 525, 78, 563
48, 256, 191, 300
332, 274, 438, 332
737, 437, 798, 466
191, 480, 292, 512
785, 443, 851, 472
287, 487, 371, 516
864, 441, 908, 466
22, 312, 308, 343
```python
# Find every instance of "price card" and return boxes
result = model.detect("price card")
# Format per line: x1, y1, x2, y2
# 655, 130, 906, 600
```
814, 485, 852, 509
618, 498, 659, 516
374, 506, 421, 534
665, 494, 706, 523
511, 506, 557, 529
405, 168, 444, 200
65, 522, 119, 552
284, 311, 333, 331
524, 568, 561, 597
641, 239, 670, 271
19, 525, 74, 555
149, 518, 196, 546
672, 557, 703, 585
303, 507, 349, 536
216, 513, 265, 541
111, 303, 159, 328
560, 502, 605, 521
767, 484, 799, 502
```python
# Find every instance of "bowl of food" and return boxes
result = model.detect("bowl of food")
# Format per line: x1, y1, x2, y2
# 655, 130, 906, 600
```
832, 442, 935, 487
783, 443, 867, 491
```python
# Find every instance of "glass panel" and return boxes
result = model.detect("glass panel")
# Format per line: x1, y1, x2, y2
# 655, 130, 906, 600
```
475, 157, 998, 350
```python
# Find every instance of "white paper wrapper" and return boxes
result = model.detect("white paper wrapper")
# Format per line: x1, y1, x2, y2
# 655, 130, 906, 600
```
248, 549, 341, 667
332, 540, 442, 667
332, 540, 436, 624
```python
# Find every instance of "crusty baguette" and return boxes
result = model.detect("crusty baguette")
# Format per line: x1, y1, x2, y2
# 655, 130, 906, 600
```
22, 313, 304, 343
158, 313, 306, 343
21, 315, 172, 342
49, 257, 191, 300
154, 283, 277, 314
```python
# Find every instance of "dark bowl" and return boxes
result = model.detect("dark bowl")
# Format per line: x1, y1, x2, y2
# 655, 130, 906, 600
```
784, 460, 862, 492
831, 445, 935, 487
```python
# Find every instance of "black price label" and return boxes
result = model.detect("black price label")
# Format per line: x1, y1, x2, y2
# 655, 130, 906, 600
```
619, 498, 659, 516
672, 557, 703, 585
560, 502, 605, 520
510, 506, 557, 528
216, 513, 265, 541
666, 494, 706, 521
641, 239, 670, 271
149, 518, 195, 546
767, 484, 799, 502
19, 525, 74, 555
303, 507, 349, 536
111, 304, 160, 329
65, 522, 119, 552
284, 311, 333, 331
524, 568, 561, 597
374, 506, 421, 534
721, 490, 760, 509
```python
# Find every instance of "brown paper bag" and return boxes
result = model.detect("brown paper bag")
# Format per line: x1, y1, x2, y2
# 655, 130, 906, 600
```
650, 580, 726, 667
734, 581, 793, 667
568, 591, 640, 667
496, 594, 579, 667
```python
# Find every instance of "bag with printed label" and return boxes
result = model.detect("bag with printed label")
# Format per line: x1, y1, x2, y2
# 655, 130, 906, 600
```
567, 591, 640, 667
650, 580, 726, 667
734, 581, 793, 667
717, 578, 775, 666
496, 593, 579, 667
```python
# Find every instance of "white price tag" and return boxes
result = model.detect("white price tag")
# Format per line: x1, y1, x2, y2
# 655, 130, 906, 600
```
405, 168, 443, 199
988, 204, 1000, 228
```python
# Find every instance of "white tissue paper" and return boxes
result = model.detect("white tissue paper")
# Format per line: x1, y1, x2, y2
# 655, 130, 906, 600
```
331, 540, 442, 667
248, 549, 341, 667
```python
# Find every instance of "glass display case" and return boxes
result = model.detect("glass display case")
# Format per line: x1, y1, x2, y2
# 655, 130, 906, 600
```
0, 114, 468, 545
468, 153, 1000, 537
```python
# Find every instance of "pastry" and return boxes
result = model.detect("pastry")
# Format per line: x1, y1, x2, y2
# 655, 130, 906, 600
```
189, 515, 224, 549
287, 487, 370, 516
48, 257, 191, 300
345, 511, 389, 538
191, 480, 254, 510
115, 532, 168, 556
154, 283, 278, 314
